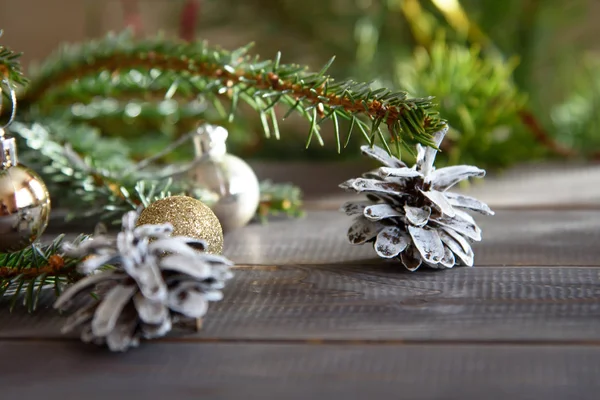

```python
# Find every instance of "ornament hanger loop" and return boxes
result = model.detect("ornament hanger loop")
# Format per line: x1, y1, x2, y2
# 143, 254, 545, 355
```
0, 79, 17, 136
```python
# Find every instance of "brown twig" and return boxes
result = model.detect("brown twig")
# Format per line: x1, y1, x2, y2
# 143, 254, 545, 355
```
518, 109, 578, 158
0, 255, 69, 279
20, 53, 431, 134
0, 64, 9, 79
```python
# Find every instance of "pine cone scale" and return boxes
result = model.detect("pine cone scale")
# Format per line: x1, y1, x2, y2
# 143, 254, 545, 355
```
133, 292, 168, 325
428, 165, 486, 191
444, 192, 494, 215
374, 226, 409, 258
364, 204, 403, 221
168, 285, 209, 318
404, 205, 431, 226
378, 167, 422, 179
160, 255, 212, 279
106, 311, 139, 352
408, 226, 444, 264
91, 284, 137, 337
440, 246, 456, 268
361, 145, 407, 168
440, 230, 473, 267
420, 189, 456, 217
61, 302, 98, 334
348, 217, 381, 244
401, 247, 422, 271
54, 270, 127, 310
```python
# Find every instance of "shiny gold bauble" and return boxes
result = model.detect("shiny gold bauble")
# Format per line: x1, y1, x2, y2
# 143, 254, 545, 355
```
0, 165, 51, 252
136, 195, 223, 254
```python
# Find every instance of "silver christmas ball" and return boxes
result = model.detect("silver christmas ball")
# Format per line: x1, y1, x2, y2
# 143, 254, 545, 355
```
187, 125, 260, 232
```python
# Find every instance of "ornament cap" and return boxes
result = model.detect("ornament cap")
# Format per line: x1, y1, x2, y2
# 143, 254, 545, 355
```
193, 124, 228, 158
0, 134, 18, 169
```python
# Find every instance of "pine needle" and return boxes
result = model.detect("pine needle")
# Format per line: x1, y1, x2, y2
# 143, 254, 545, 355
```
16, 31, 444, 152
0, 235, 88, 312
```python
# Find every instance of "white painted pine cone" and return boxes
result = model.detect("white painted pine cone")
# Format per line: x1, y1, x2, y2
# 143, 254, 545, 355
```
339, 126, 494, 271
54, 211, 234, 352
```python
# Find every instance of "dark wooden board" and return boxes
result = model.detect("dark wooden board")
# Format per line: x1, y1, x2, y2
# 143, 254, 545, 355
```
1, 341, 599, 400
3, 265, 600, 341
4, 207, 600, 399
223, 210, 600, 266
43, 210, 600, 267
255, 161, 600, 208
453, 162, 600, 209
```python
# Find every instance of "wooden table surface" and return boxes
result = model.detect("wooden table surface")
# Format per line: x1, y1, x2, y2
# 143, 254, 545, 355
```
1, 163, 600, 400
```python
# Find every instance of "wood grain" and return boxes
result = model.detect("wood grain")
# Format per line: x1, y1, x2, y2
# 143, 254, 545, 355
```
3, 206, 600, 399
459, 163, 600, 209
1, 341, 599, 400
43, 210, 600, 266
3, 265, 600, 342
223, 210, 600, 266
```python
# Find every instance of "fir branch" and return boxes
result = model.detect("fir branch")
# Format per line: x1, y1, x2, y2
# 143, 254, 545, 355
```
12, 121, 303, 223
0, 235, 87, 312
20, 31, 445, 151
11, 121, 140, 219
0, 30, 28, 87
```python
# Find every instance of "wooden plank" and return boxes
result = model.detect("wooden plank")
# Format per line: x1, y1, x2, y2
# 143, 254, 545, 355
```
3, 265, 600, 341
0, 341, 599, 400
251, 161, 371, 200
252, 161, 600, 209
43, 161, 600, 232
223, 210, 600, 266
461, 163, 600, 209
42, 210, 600, 267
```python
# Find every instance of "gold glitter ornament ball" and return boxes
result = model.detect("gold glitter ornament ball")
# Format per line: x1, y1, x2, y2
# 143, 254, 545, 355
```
136, 196, 224, 254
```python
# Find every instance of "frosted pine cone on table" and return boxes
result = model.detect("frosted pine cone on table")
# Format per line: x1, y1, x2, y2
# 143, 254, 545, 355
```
339, 126, 494, 271
53, 211, 234, 352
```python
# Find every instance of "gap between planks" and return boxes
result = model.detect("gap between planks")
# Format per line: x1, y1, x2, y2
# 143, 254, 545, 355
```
4, 336, 600, 347
303, 200, 600, 212
231, 264, 600, 269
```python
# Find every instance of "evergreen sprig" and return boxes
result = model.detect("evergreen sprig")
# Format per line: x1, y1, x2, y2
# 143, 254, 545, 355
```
20, 31, 445, 153
11, 120, 304, 222
0, 30, 28, 87
11, 121, 156, 222
0, 235, 87, 312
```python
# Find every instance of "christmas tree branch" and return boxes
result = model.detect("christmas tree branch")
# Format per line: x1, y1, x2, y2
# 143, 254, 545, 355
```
20, 31, 445, 152
12, 120, 304, 223
0, 30, 28, 87
0, 256, 69, 279
2, 31, 441, 223
0, 235, 87, 312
